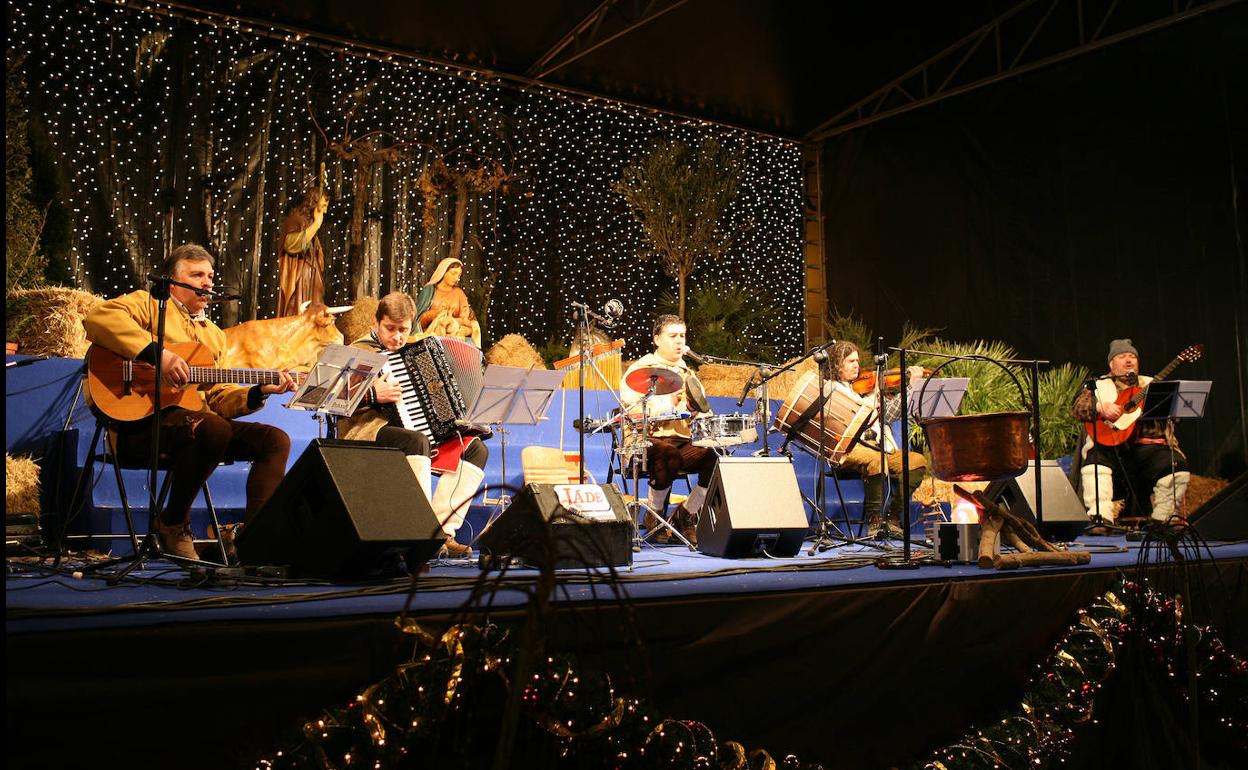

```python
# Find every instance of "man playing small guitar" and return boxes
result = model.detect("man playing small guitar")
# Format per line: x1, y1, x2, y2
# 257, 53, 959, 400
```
83, 244, 295, 562
1071, 338, 1193, 525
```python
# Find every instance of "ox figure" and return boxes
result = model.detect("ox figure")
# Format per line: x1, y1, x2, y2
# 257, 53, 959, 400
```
222, 302, 352, 371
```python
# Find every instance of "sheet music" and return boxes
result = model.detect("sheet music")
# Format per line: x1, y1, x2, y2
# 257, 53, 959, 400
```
1140, 380, 1211, 420
464, 365, 567, 426
287, 344, 387, 417
908, 377, 970, 419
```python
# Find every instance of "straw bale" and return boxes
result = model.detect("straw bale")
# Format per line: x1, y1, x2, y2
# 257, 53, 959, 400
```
486, 334, 547, 369
336, 297, 379, 345
6, 454, 41, 516
6, 287, 104, 359
1186, 474, 1228, 513
696, 356, 819, 400
917, 476, 991, 506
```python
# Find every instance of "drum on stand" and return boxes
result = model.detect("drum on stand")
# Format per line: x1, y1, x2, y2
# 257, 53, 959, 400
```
772, 372, 874, 465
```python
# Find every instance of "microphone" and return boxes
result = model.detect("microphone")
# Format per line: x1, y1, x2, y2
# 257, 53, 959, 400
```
6, 355, 50, 368
146, 272, 236, 298
737, 376, 755, 407
683, 349, 705, 365
570, 300, 622, 328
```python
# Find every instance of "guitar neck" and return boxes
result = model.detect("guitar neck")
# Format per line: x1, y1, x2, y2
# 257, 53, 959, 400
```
1126, 355, 1186, 409
187, 366, 284, 387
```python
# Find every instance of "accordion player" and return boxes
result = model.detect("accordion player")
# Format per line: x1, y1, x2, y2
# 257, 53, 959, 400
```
337, 292, 489, 558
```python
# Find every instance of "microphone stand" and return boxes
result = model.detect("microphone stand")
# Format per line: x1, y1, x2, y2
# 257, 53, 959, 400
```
85, 274, 205, 581
575, 305, 588, 483
569, 302, 626, 483
873, 338, 892, 541
872, 343, 921, 569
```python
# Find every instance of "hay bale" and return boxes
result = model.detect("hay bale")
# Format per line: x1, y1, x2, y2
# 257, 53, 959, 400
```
6, 287, 104, 359
6, 454, 41, 516
697, 356, 818, 400
336, 297, 379, 345
1186, 474, 1228, 513
486, 334, 547, 369
918, 476, 991, 506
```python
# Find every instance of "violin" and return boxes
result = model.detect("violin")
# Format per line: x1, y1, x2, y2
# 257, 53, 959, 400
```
850, 367, 933, 396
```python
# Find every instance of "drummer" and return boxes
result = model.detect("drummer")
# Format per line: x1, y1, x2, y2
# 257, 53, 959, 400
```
620, 314, 717, 544
823, 341, 928, 538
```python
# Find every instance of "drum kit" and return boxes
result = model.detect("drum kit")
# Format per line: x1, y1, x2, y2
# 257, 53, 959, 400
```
620, 367, 759, 453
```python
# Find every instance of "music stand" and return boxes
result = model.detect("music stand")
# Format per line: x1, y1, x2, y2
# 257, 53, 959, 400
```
1139, 380, 1211, 421
286, 344, 387, 418
1140, 380, 1210, 521
908, 377, 969, 420
465, 364, 566, 518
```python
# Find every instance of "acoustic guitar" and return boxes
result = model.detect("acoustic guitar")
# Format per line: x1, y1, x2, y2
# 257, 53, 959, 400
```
1084, 344, 1203, 446
86, 342, 303, 422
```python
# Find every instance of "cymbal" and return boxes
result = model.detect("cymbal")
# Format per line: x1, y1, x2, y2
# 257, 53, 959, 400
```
624, 366, 683, 396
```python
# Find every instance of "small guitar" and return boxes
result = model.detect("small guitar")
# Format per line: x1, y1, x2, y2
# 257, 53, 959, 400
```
87, 342, 303, 422
1085, 344, 1203, 446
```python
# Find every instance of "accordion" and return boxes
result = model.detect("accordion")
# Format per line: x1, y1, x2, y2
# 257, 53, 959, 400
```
384, 336, 484, 442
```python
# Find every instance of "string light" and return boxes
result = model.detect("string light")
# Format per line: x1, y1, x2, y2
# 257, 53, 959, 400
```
11, 0, 804, 356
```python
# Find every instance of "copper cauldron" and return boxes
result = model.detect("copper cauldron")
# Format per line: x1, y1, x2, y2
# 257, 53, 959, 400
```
921, 411, 1031, 482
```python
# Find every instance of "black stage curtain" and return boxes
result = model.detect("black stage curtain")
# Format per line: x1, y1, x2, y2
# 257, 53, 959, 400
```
821, 8, 1248, 476
8, 559, 1246, 769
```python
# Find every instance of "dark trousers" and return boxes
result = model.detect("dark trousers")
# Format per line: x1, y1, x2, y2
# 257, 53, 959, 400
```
646, 436, 717, 490
114, 408, 291, 525
1085, 441, 1187, 515
374, 426, 488, 469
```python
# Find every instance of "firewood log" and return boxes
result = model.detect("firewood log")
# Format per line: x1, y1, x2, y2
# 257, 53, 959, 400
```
993, 551, 1091, 570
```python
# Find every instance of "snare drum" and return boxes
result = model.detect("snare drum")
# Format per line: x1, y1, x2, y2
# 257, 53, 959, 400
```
691, 413, 759, 448
773, 372, 874, 465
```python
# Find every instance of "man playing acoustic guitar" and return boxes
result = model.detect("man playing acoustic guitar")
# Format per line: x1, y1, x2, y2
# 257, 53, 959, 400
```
1071, 338, 1190, 525
83, 244, 295, 561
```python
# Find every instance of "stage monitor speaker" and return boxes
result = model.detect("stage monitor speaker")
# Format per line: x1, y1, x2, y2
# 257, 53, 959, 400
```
984, 460, 1088, 541
476, 483, 633, 569
696, 457, 807, 558
236, 439, 444, 578
1188, 471, 1247, 541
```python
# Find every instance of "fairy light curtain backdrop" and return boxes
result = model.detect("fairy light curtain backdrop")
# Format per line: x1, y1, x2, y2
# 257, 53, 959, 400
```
9, 0, 804, 357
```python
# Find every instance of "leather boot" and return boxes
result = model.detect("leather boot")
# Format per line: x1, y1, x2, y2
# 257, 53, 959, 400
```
643, 509, 672, 543
156, 518, 200, 561
863, 475, 885, 536
678, 485, 707, 546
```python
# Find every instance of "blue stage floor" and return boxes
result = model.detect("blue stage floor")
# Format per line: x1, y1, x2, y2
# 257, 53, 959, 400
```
10, 535, 1247, 634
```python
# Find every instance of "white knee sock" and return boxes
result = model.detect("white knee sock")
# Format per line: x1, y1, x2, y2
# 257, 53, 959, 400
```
647, 484, 669, 517
406, 455, 432, 501
1150, 471, 1191, 522
431, 462, 486, 538
684, 485, 708, 516
1081, 465, 1115, 523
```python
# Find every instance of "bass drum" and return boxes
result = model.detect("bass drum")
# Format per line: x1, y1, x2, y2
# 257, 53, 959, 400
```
772, 372, 875, 465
